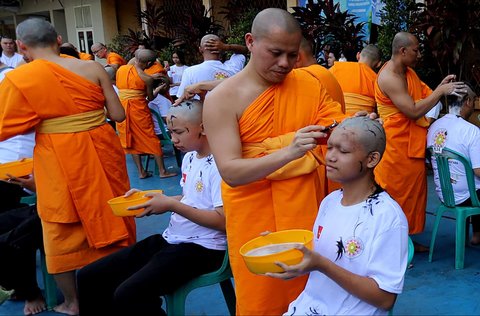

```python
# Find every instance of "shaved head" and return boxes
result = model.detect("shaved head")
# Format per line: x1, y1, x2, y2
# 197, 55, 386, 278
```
91, 42, 105, 51
168, 100, 203, 125
16, 18, 57, 48
61, 42, 75, 49
360, 44, 381, 63
337, 117, 386, 158
136, 49, 157, 63
392, 32, 417, 54
251, 8, 301, 39
200, 34, 220, 48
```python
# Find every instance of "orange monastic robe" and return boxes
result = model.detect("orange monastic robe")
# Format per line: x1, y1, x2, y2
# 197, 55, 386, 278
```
116, 64, 162, 155
145, 61, 166, 75
222, 69, 345, 315
374, 64, 432, 234
0, 60, 136, 273
79, 52, 94, 61
107, 51, 126, 67
303, 63, 346, 194
330, 61, 377, 114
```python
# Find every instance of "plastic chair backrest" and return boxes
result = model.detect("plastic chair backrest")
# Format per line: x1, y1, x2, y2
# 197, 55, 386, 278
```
427, 147, 480, 208
149, 108, 173, 146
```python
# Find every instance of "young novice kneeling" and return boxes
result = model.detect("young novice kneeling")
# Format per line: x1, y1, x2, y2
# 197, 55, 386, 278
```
268, 116, 409, 315
77, 100, 226, 316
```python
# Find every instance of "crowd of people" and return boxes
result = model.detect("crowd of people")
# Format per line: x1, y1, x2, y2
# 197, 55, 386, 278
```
0, 6, 478, 316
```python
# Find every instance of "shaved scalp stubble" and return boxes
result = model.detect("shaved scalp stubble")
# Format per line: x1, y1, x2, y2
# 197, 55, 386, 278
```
16, 18, 58, 48
337, 116, 386, 158
168, 100, 203, 126
251, 8, 301, 39
136, 49, 157, 64
360, 44, 381, 63
392, 32, 416, 55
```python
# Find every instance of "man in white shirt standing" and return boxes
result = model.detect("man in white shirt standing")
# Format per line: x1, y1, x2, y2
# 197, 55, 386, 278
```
0, 36, 23, 68
176, 35, 247, 99
427, 84, 480, 245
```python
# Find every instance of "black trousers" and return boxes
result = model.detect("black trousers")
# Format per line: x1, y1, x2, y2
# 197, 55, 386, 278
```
77, 234, 225, 316
0, 205, 43, 300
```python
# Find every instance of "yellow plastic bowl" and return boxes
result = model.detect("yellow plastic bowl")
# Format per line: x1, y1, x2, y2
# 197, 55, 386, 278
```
108, 190, 163, 217
0, 158, 33, 180
239, 229, 314, 275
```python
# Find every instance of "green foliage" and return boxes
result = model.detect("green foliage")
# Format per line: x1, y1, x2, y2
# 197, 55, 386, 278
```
376, 0, 420, 61
411, 0, 480, 93
225, 8, 257, 46
291, 0, 366, 62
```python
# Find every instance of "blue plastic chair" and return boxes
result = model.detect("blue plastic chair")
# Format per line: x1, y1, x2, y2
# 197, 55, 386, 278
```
426, 147, 480, 269
20, 195, 58, 309
164, 250, 236, 316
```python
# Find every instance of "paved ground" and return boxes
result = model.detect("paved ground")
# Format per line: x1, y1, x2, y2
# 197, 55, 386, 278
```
2, 151, 480, 315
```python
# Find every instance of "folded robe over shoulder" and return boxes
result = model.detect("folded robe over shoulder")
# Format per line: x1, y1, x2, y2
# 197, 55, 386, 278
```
374, 64, 432, 234
0, 60, 136, 273
116, 64, 162, 155
222, 68, 345, 315
106, 52, 126, 67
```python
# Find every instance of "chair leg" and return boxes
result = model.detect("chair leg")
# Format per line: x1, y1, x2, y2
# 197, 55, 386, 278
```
220, 279, 236, 316
165, 289, 187, 316
428, 209, 444, 262
455, 215, 467, 269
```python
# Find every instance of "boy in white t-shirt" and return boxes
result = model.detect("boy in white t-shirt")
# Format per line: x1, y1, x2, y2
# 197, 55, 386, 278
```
77, 100, 226, 316
267, 117, 409, 315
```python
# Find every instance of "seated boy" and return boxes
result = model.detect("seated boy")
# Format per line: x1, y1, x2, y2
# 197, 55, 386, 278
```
77, 100, 226, 316
267, 117, 409, 315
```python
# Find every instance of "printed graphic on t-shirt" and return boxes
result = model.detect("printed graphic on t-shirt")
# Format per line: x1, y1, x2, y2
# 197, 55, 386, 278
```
432, 128, 447, 153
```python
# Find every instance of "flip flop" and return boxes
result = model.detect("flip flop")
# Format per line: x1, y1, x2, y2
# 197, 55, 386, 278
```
159, 172, 177, 179
139, 171, 153, 179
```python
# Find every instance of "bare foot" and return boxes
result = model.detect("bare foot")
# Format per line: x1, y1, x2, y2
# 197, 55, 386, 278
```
24, 294, 46, 315
159, 171, 177, 178
53, 301, 79, 315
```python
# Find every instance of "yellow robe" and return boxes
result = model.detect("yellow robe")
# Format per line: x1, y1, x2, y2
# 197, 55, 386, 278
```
222, 69, 345, 315
374, 64, 432, 234
0, 60, 136, 273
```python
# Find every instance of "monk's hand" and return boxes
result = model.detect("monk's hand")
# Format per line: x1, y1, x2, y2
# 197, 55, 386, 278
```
353, 111, 383, 125
439, 74, 456, 85
287, 125, 327, 159
5, 173, 36, 192
204, 38, 224, 54
439, 81, 467, 97
129, 192, 173, 218
265, 244, 318, 280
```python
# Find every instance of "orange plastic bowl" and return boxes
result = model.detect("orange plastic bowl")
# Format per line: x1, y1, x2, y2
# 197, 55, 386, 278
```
0, 158, 33, 180
239, 229, 314, 275
108, 190, 163, 217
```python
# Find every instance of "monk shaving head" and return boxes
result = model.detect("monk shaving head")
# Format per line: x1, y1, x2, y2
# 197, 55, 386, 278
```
16, 18, 58, 48
246, 8, 302, 84
167, 100, 207, 153
447, 82, 477, 118
153, 75, 170, 95
391, 31, 420, 67
135, 49, 157, 70
357, 44, 382, 70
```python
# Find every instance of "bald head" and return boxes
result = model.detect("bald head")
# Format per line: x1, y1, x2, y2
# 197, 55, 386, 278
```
136, 49, 157, 64
61, 42, 75, 49
360, 44, 381, 63
251, 8, 301, 39
392, 32, 417, 54
200, 34, 220, 48
337, 116, 386, 158
91, 42, 105, 51
447, 83, 476, 115
168, 100, 203, 125
16, 18, 57, 48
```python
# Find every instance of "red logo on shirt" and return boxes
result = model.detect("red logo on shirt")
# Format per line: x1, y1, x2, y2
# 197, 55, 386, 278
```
317, 226, 323, 239
182, 173, 187, 184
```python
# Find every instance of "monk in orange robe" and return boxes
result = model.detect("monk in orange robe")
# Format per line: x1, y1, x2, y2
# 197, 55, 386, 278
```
91, 42, 126, 71
116, 49, 176, 179
60, 42, 94, 60
204, 9, 345, 315
330, 44, 382, 115
0, 19, 135, 315
296, 37, 347, 195
374, 32, 466, 240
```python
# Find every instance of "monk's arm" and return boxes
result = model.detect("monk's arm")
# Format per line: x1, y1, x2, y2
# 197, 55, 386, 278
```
203, 91, 327, 187
94, 62, 125, 121
135, 65, 155, 101
380, 73, 465, 120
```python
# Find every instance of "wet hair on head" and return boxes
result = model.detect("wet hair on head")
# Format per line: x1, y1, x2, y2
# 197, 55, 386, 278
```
337, 116, 386, 157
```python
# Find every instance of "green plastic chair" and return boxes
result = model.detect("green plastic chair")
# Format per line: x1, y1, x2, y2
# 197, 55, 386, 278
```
20, 195, 58, 310
164, 250, 236, 316
144, 108, 182, 176
426, 147, 480, 269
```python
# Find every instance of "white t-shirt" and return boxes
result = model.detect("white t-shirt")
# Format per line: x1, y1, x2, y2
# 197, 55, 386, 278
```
425, 101, 443, 119
285, 190, 408, 316
427, 114, 480, 204
0, 67, 35, 163
168, 64, 189, 97
0, 52, 24, 68
176, 54, 246, 98
162, 152, 226, 250
148, 94, 172, 135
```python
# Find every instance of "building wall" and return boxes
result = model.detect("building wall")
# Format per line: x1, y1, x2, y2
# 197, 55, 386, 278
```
100, 0, 119, 44
116, 0, 140, 35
